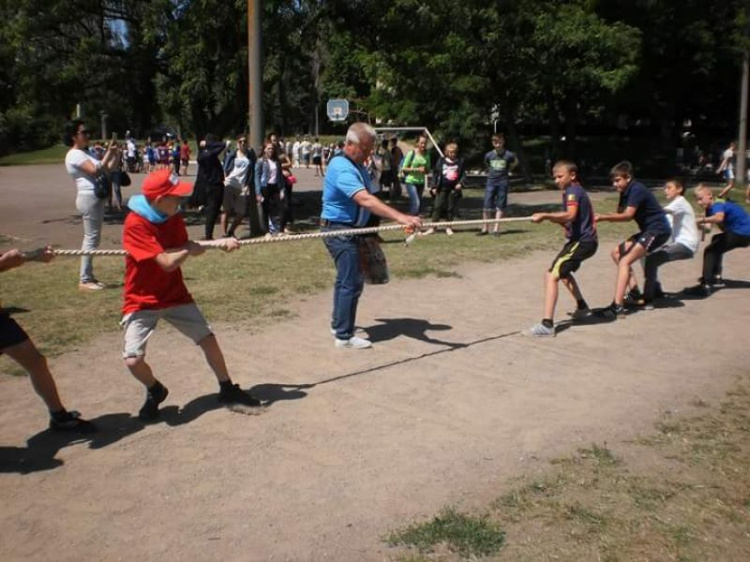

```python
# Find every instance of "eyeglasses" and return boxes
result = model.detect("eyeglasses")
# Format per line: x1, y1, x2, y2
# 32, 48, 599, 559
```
238, 139, 246, 143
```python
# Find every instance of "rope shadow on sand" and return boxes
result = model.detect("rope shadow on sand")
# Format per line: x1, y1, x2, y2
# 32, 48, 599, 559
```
250, 328, 520, 406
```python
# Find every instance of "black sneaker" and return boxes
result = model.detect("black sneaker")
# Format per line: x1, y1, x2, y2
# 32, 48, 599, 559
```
624, 289, 645, 308
49, 410, 97, 432
218, 383, 262, 407
711, 277, 726, 288
653, 282, 667, 300
138, 383, 169, 421
476, 230, 489, 237
684, 284, 712, 297
594, 304, 626, 321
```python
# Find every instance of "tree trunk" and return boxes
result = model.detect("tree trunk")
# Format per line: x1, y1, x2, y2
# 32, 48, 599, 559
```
547, 92, 562, 163
504, 106, 531, 182
279, 56, 288, 136
563, 94, 577, 159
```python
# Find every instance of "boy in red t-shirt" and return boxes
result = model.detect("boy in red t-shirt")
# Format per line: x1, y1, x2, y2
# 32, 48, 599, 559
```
179, 139, 191, 176
122, 169, 261, 420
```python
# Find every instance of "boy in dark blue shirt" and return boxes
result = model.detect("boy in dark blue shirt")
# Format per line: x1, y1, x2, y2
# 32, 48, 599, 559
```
688, 185, 750, 296
595, 161, 671, 319
526, 161, 598, 337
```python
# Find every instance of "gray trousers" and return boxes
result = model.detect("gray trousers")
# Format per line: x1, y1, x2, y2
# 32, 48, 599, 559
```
643, 242, 694, 301
75, 191, 104, 283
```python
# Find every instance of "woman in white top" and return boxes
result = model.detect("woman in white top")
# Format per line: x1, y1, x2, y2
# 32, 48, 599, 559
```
643, 179, 700, 306
63, 120, 119, 290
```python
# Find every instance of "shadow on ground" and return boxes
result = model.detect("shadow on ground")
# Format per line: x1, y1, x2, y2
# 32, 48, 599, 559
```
0, 412, 146, 475
251, 323, 519, 407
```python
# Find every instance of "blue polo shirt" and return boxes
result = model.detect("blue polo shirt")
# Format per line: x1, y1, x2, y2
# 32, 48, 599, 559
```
618, 181, 671, 235
709, 201, 750, 236
321, 156, 372, 226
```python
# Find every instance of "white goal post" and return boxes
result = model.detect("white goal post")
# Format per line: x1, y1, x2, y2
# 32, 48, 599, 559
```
373, 126, 444, 159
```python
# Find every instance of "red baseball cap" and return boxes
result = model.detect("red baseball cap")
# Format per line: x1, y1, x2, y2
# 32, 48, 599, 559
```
141, 169, 193, 199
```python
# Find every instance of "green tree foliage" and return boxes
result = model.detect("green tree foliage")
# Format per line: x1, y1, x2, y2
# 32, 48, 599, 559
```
0, 0, 747, 163
600, 0, 746, 142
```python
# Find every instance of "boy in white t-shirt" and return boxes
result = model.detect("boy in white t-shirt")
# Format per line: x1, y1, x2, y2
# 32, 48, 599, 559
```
642, 179, 699, 307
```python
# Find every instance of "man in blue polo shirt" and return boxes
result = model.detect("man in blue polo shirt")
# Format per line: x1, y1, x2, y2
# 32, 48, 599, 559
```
595, 161, 671, 319
689, 185, 750, 296
321, 123, 422, 349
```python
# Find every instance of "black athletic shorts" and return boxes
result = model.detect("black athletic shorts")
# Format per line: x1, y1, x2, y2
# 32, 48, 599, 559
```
0, 312, 29, 354
549, 240, 598, 279
623, 231, 671, 255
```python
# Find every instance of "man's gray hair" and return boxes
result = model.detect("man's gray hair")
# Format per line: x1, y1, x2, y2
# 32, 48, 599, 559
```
346, 122, 376, 145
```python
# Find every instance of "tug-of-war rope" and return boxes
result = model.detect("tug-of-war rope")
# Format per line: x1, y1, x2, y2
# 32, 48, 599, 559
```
42, 217, 534, 257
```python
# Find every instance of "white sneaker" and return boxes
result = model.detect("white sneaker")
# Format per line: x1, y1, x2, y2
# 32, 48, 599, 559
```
334, 336, 372, 349
526, 323, 555, 337
445, 227, 454, 236
330, 327, 336, 336
79, 281, 105, 291
422, 228, 435, 236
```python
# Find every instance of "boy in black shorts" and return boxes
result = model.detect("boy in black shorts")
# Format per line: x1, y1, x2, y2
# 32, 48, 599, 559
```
1, 247, 95, 432
595, 161, 671, 319
526, 161, 598, 337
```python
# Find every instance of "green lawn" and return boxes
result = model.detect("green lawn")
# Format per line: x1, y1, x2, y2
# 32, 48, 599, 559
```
0, 144, 69, 166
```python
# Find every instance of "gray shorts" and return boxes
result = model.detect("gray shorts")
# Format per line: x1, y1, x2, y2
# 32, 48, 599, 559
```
121, 303, 212, 358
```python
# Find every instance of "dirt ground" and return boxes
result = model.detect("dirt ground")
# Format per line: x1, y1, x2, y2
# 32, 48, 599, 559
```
0, 165, 748, 561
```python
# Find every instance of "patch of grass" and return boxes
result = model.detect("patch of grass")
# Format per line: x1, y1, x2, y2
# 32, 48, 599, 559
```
552, 443, 621, 470
628, 480, 680, 510
0, 144, 68, 166
578, 443, 621, 468
565, 503, 609, 531
387, 507, 506, 558
388, 381, 750, 561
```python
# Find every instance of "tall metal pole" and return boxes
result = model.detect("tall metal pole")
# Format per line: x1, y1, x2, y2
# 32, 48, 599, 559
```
248, 0, 264, 236
736, 20, 749, 192
248, 0, 263, 150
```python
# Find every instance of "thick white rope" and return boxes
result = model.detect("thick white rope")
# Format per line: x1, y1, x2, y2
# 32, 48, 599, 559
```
47, 216, 534, 257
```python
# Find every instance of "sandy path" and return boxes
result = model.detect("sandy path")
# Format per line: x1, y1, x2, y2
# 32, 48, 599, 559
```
1, 234, 748, 561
